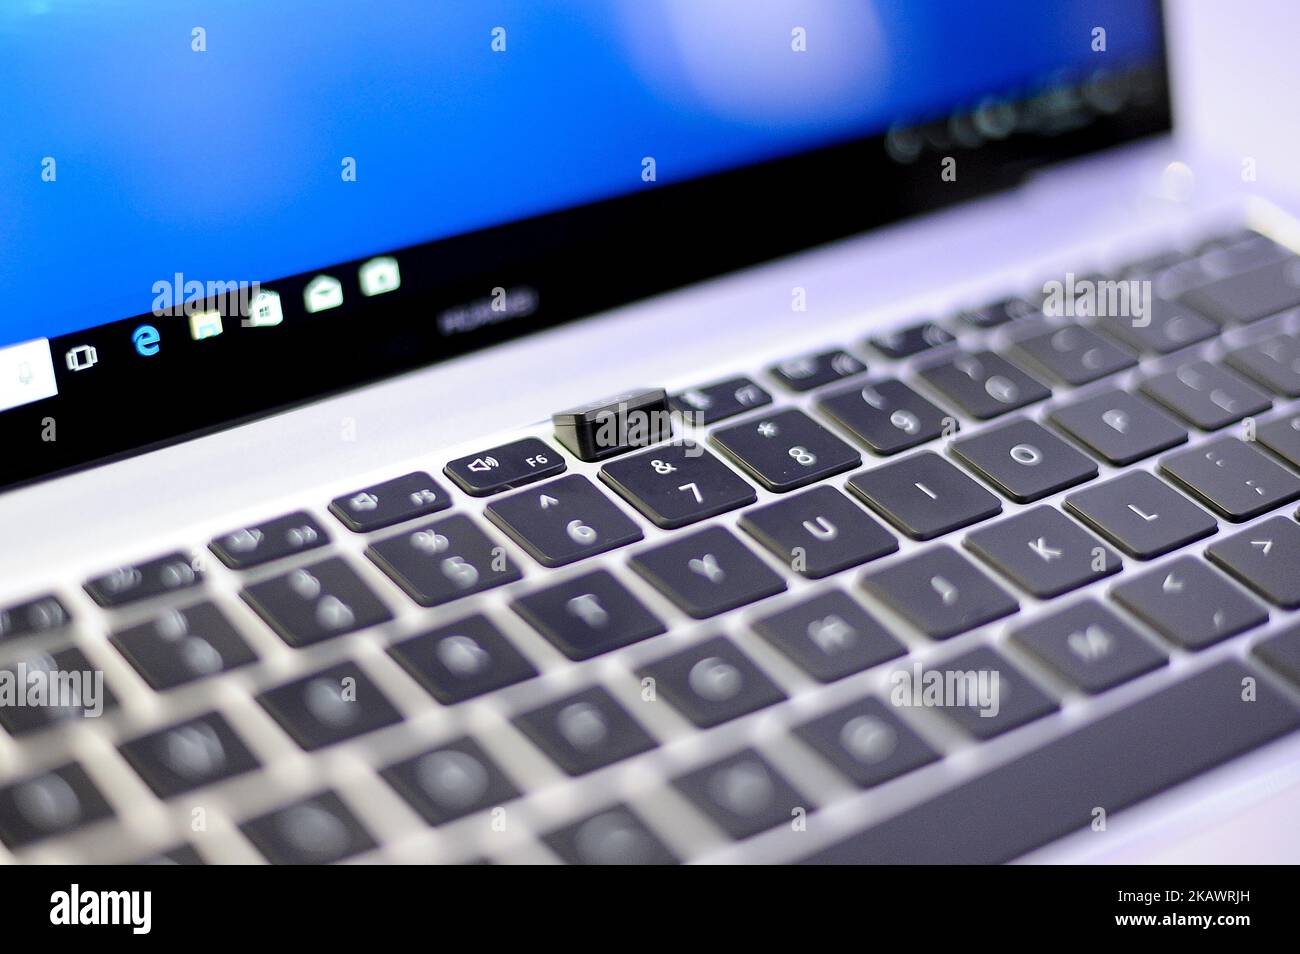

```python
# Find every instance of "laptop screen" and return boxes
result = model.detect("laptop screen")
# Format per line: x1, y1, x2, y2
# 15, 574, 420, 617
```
0, 0, 1167, 488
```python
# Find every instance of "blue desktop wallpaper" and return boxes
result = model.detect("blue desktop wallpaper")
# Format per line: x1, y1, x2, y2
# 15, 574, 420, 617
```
0, 0, 1160, 347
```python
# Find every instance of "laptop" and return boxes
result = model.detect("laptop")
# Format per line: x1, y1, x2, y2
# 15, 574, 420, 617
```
2, 1, 1299, 866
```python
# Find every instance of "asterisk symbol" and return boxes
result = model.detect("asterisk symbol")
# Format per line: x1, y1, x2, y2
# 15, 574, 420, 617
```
757, 422, 778, 438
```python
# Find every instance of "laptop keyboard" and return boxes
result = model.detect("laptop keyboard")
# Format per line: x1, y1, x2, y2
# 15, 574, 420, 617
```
4, 225, 1300, 864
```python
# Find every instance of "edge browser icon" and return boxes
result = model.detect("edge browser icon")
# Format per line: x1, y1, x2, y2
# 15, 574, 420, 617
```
132, 324, 161, 356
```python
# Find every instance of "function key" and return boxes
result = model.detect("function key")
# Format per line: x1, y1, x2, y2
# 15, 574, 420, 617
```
110, 601, 257, 691
366, 513, 522, 607
210, 511, 329, 569
241, 791, 376, 865
241, 556, 392, 648
1008, 324, 1135, 386
0, 594, 70, 643
1047, 389, 1187, 466
485, 474, 643, 567
511, 569, 664, 660
868, 321, 954, 360
329, 471, 450, 533
1009, 599, 1166, 695
674, 749, 806, 840
543, 807, 678, 865
84, 551, 201, 608
552, 388, 672, 462
0, 646, 118, 736
389, 614, 538, 703
818, 378, 954, 455
0, 763, 114, 850
1160, 437, 1300, 521
512, 686, 656, 776
1111, 556, 1267, 651
739, 485, 897, 578
257, 662, 402, 750
948, 417, 1097, 503
629, 526, 786, 619
599, 441, 755, 529
638, 636, 786, 727
444, 437, 566, 496
1138, 361, 1270, 431
916, 350, 1051, 420
381, 738, 519, 826
118, 712, 261, 798
768, 349, 866, 392
669, 376, 772, 424
710, 408, 860, 493
957, 296, 1040, 329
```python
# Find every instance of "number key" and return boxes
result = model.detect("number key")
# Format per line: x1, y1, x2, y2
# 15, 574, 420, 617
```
711, 408, 860, 492
817, 378, 953, 455
367, 513, 522, 607
916, 350, 1050, 419
600, 441, 755, 529
485, 474, 643, 567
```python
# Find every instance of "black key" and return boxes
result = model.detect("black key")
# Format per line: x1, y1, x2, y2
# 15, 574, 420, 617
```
111, 601, 257, 691
118, 712, 260, 798
860, 545, 1017, 640
909, 646, 1058, 740
818, 378, 954, 455
209, 511, 329, 569
752, 590, 904, 682
444, 437, 566, 496
552, 387, 672, 462
0, 763, 113, 849
1092, 297, 1218, 355
1139, 361, 1271, 430
1199, 230, 1291, 274
1255, 623, 1300, 687
674, 749, 807, 840
1009, 599, 1166, 694
381, 738, 518, 825
794, 697, 937, 788
965, 506, 1120, 598
0, 593, 69, 642
1258, 410, 1300, 469
738, 486, 897, 579
241, 792, 376, 864
599, 441, 755, 529
1063, 471, 1217, 559
638, 637, 785, 727
847, 451, 1001, 539
868, 321, 954, 359
1180, 256, 1300, 325
1047, 388, 1187, 465
628, 526, 785, 619
389, 614, 537, 703
258, 662, 402, 750
768, 348, 865, 392
1161, 437, 1300, 521
367, 513, 522, 607
0, 646, 118, 736
84, 551, 201, 607
958, 296, 1040, 328
511, 569, 664, 660
950, 418, 1097, 503
916, 350, 1051, 420
1224, 333, 1300, 397
544, 807, 677, 865
512, 686, 655, 776
710, 408, 860, 492
1206, 516, 1300, 608
242, 557, 391, 648
800, 660, 1300, 863
328, 471, 451, 532
1009, 324, 1135, 386
485, 474, 642, 567
669, 376, 772, 424
1111, 556, 1267, 650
